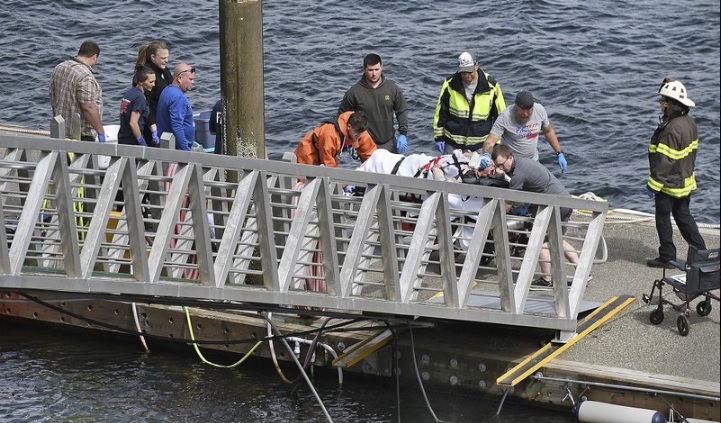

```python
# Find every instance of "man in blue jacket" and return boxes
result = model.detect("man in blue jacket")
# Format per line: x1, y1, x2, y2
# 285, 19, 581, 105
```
157, 63, 196, 151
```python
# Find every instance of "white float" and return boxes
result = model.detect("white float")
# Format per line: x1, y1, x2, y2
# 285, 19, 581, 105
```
574, 401, 666, 423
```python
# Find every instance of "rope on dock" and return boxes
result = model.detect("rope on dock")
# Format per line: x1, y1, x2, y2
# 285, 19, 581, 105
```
0, 124, 50, 137
573, 192, 720, 229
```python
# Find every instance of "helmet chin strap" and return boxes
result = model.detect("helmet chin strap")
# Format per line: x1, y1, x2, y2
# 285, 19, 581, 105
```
658, 101, 686, 124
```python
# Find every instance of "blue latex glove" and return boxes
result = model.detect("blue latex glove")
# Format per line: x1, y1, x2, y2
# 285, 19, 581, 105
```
479, 153, 493, 170
151, 130, 160, 146
557, 152, 568, 173
511, 203, 530, 216
344, 185, 355, 194
434, 141, 445, 153
97, 133, 106, 143
396, 135, 408, 154
136, 136, 147, 147
645, 186, 655, 199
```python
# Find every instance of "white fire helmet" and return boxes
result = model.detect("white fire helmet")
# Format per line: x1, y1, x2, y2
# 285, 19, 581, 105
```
658, 80, 695, 107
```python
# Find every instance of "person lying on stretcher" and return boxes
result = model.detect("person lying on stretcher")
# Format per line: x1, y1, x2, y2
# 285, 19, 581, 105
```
354, 148, 509, 252
355, 148, 508, 185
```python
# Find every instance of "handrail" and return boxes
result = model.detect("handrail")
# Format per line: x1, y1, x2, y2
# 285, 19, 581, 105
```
0, 132, 607, 332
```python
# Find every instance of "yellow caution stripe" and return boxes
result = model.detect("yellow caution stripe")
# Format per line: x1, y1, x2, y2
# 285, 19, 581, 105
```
332, 328, 395, 369
496, 294, 635, 387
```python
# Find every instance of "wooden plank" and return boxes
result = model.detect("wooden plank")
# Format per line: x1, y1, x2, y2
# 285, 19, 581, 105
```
332, 328, 395, 369
496, 295, 636, 387
547, 359, 720, 397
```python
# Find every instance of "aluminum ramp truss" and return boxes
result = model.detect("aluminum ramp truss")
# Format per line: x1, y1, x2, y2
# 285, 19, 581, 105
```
0, 133, 608, 332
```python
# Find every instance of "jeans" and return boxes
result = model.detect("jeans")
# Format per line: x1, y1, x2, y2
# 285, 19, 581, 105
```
375, 137, 397, 154
654, 191, 706, 261
443, 141, 484, 155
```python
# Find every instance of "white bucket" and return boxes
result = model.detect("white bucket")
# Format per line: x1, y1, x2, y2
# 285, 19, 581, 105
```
97, 125, 120, 170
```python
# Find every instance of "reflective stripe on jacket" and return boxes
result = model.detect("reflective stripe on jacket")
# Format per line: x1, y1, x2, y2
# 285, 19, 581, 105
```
433, 71, 505, 147
647, 114, 698, 198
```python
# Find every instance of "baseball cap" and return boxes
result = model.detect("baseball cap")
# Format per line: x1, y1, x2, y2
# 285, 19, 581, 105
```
457, 52, 476, 73
515, 90, 535, 109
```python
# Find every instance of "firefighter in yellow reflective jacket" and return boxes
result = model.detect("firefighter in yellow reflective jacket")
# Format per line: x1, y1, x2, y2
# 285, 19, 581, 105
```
645, 77, 706, 268
433, 51, 505, 154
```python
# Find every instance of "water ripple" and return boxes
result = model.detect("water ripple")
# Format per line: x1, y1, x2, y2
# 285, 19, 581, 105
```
1, 0, 718, 222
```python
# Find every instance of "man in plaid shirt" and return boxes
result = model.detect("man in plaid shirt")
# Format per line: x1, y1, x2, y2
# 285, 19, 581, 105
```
50, 40, 105, 142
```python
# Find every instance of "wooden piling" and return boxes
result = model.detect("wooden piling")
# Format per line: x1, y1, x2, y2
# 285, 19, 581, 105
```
219, 0, 265, 162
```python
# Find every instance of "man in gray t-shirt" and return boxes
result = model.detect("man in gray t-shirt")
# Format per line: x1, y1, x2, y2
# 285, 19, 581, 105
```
480, 90, 567, 173
491, 143, 578, 289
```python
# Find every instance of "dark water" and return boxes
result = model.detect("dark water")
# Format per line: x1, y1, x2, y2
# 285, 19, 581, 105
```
0, 321, 570, 422
0, 0, 719, 223
0, 1, 717, 418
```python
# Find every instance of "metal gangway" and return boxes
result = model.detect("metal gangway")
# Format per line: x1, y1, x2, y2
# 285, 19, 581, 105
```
0, 131, 607, 334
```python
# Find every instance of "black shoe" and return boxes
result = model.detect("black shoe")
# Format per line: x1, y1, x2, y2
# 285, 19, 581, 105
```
646, 257, 674, 268
568, 275, 594, 286
530, 277, 553, 291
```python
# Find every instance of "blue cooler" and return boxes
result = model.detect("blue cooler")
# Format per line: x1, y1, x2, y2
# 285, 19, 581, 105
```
194, 111, 214, 151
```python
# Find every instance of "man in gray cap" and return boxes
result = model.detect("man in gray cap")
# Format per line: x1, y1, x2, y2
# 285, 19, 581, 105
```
433, 51, 506, 154
479, 90, 567, 174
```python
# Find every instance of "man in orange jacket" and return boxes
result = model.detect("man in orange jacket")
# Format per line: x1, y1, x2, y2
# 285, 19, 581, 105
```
294, 111, 376, 167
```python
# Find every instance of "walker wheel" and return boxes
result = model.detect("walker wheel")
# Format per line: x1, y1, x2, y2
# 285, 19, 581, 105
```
677, 315, 689, 336
697, 300, 712, 317
649, 309, 664, 325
